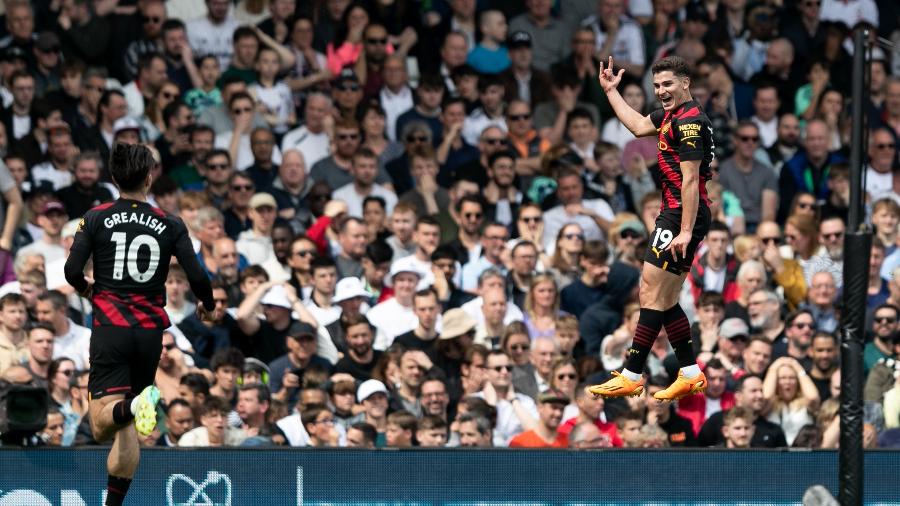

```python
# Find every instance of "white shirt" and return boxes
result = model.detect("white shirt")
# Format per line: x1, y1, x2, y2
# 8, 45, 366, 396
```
380, 86, 414, 142
186, 16, 240, 69
368, 297, 417, 350
53, 319, 91, 370
280, 126, 330, 170
332, 183, 398, 218
601, 119, 636, 150
215, 131, 283, 171
250, 82, 294, 133
462, 108, 508, 146
275, 413, 310, 446
165, 301, 197, 326
866, 165, 893, 200
542, 198, 615, 245
751, 115, 778, 148
11, 112, 29, 139
473, 391, 538, 447
30, 162, 72, 191
460, 296, 525, 325
303, 297, 342, 327
178, 426, 247, 447
235, 229, 275, 266
820, 0, 879, 28
17, 241, 66, 265
586, 16, 645, 67
122, 80, 144, 118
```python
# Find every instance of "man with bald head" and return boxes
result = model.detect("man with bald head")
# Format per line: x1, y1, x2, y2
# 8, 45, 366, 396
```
750, 38, 802, 115
764, 113, 801, 171
280, 93, 333, 167
474, 287, 507, 348
778, 119, 845, 223
271, 149, 313, 227
865, 128, 898, 201
212, 237, 246, 306
379, 56, 414, 142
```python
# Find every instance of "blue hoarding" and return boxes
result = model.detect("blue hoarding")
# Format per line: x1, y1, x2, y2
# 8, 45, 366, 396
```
0, 449, 898, 505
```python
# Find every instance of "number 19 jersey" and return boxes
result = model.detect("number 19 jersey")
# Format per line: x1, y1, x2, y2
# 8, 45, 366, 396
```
65, 199, 214, 329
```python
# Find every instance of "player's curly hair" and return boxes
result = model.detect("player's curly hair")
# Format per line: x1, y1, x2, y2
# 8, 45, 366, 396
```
109, 142, 155, 192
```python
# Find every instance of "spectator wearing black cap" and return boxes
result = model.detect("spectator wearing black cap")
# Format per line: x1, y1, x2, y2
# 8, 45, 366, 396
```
500, 31, 551, 109
31, 31, 62, 98
267, 320, 333, 403
508, 0, 572, 72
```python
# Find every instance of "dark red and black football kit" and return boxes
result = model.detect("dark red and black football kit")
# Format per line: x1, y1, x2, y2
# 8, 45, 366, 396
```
65, 199, 214, 399
644, 99, 715, 275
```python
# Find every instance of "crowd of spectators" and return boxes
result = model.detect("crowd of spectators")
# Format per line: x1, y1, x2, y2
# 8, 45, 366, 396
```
0, 0, 899, 450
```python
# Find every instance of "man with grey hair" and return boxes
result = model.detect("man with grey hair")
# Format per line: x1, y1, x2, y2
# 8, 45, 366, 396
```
746, 289, 784, 342
803, 271, 839, 333
192, 206, 226, 276
569, 421, 610, 449
513, 336, 558, 400
461, 268, 525, 326
280, 93, 333, 168
456, 413, 493, 447
725, 260, 767, 322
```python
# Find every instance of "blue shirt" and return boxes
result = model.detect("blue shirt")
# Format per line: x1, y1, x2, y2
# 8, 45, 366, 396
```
466, 44, 511, 74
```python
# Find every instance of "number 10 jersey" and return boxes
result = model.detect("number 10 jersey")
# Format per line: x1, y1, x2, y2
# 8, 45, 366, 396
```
65, 199, 214, 329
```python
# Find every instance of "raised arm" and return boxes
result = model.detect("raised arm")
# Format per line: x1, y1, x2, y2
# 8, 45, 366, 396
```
599, 57, 656, 137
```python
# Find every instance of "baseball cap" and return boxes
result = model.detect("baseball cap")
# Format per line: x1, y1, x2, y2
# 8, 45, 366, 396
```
333, 277, 369, 303
439, 308, 476, 340
287, 321, 317, 340
244, 357, 270, 376
618, 220, 646, 236
260, 284, 292, 309
537, 388, 570, 405
113, 117, 141, 136
40, 200, 67, 215
719, 318, 750, 340
35, 31, 60, 52
508, 31, 532, 49
357, 379, 388, 402
248, 192, 277, 209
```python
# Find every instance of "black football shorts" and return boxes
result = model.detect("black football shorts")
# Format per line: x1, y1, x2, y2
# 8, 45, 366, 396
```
89, 326, 163, 400
643, 206, 711, 275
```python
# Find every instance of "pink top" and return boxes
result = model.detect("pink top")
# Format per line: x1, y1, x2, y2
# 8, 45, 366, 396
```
325, 41, 396, 76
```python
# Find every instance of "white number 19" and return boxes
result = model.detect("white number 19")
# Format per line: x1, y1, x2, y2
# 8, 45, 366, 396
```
652, 228, 674, 250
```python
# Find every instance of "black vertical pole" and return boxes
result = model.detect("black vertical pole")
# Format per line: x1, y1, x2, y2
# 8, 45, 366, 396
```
839, 27, 869, 506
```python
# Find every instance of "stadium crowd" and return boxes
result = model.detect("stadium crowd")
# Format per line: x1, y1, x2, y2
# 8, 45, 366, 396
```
0, 0, 899, 450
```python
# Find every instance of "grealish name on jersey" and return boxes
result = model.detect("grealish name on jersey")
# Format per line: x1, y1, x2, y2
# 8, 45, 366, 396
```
103, 212, 167, 235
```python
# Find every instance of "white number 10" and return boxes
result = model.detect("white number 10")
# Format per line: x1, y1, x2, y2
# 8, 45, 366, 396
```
110, 232, 161, 282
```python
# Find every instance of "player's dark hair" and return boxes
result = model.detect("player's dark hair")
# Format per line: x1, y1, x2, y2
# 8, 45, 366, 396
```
417, 215, 440, 232
179, 372, 211, 395
28, 321, 56, 335
651, 56, 692, 78
697, 291, 724, 309
200, 395, 231, 417
581, 241, 610, 265
150, 174, 178, 197
341, 313, 375, 333
455, 194, 484, 214
109, 143, 155, 192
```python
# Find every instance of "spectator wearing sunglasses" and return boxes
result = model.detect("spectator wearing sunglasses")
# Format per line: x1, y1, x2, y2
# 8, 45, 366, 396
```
717, 121, 778, 233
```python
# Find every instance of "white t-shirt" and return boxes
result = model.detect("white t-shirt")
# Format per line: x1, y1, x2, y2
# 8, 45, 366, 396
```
31, 162, 73, 191
186, 16, 240, 69
215, 131, 283, 170
122, 80, 144, 118
380, 86, 414, 142
12, 113, 30, 139
280, 126, 330, 170
235, 229, 274, 266
332, 183, 398, 218
472, 392, 538, 447
866, 165, 893, 200
587, 17, 645, 67
368, 297, 417, 350
251, 82, 294, 134
542, 198, 615, 245
53, 319, 92, 370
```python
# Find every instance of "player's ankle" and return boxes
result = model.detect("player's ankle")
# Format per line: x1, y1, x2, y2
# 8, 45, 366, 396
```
621, 368, 642, 381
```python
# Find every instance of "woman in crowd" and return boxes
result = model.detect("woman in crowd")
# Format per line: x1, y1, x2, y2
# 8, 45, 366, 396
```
501, 322, 531, 367
547, 223, 584, 290
549, 357, 580, 420
522, 273, 565, 339
359, 101, 404, 173
764, 357, 820, 445
326, 3, 370, 75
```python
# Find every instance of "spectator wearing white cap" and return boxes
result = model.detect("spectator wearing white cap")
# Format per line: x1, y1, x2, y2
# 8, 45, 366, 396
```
331, 148, 398, 219
112, 116, 142, 145
369, 257, 426, 350
236, 280, 317, 364
346, 379, 390, 447
323, 276, 371, 353
235, 192, 277, 265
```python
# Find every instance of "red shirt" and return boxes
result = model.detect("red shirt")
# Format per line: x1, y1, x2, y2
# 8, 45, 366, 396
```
508, 429, 568, 448
558, 417, 623, 447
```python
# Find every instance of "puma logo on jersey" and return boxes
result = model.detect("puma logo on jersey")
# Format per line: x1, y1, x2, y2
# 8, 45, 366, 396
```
685, 141, 696, 148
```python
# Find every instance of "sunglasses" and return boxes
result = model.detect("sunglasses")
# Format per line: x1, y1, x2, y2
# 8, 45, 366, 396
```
491, 365, 511, 372
822, 231, 843, 241
874, 316, 897, 324
58, 369, 74, 376
556, 373, 577, 380
875, 143, 896, 150
366, 38, 388, 45
207, 163, 230, 171
620, 230, 642, 240
792, 322, 814, 329
565, 233, 585, 240
142, 15, 162, 23
760, 236, 781, 245
521, 216, 542, 224
483, 138, 506, 145
407, 135, 429, 143
293, 250, 315, 257
508, 114, 531, 121
163, 343, 177, 351
509, 344, 530, 351
231, 185, 254, 192
337, 133, 360, 140
464, 212, 483, 219
737, 135, 759, 143
232, 107, 253, 114
339, 84, 360, 92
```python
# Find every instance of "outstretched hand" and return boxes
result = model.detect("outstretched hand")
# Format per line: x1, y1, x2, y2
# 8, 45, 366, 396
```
598, 56, 625, 93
